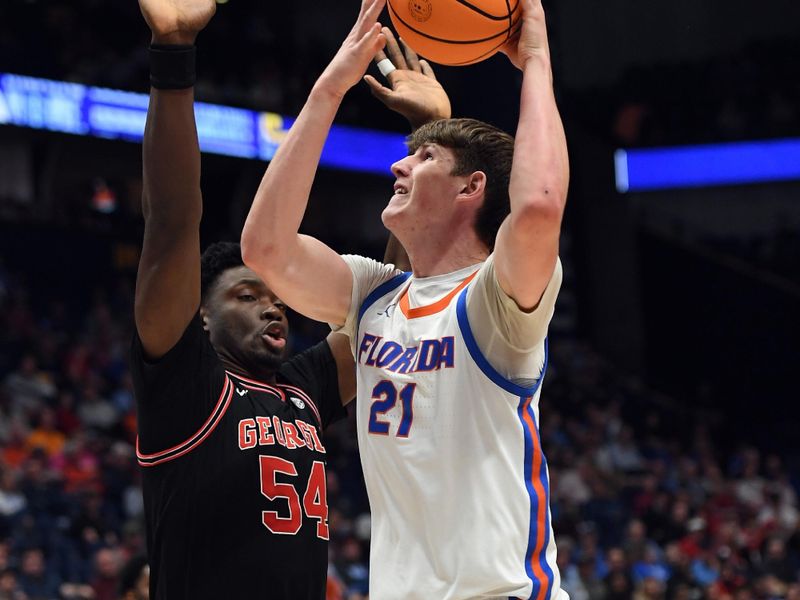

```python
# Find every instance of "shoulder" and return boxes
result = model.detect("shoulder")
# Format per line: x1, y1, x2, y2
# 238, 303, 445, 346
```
130, 313, 221, 391
333, 255, 408, 342
341, 254, 403, 290
469, 254, 562, 311
465, 255, 562, 352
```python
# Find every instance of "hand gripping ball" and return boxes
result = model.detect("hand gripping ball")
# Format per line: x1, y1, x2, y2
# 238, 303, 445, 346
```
387, 0, 521, 66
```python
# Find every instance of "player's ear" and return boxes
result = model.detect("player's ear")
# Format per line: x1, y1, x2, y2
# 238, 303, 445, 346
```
457, 171, 486, 202
199, 305, 211, 331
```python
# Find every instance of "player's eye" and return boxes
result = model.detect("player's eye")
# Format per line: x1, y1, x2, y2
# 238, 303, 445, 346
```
425, 152, 434, 160
238, 294, 256, 302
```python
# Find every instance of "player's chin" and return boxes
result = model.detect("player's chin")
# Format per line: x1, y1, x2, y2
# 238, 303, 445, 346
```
381, 203, 405, 229
252, 340, 287, 367
255, 347, 285, 370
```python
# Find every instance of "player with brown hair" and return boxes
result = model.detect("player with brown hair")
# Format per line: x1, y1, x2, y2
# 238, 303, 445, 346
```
241, 0, 570, 596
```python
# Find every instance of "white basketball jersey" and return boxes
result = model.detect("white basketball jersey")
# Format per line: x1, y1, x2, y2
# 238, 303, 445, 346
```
353, 265, 566, 600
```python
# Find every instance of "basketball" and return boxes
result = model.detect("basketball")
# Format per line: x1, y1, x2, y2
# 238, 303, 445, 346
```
387, 0, 521, 66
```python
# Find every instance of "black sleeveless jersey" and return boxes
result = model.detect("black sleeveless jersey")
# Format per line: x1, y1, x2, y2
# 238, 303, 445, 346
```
130, 315, 346, 600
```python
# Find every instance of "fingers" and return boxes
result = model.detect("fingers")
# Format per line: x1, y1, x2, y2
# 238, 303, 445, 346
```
374, 47, 389, 63
357, 22, 386, 55
419, 59, 436, 80
382, 27, 409, 70
399, 38, 421, 72
363, 74, 393, 101
363, 74, 387, 95
357, 0, 388, 36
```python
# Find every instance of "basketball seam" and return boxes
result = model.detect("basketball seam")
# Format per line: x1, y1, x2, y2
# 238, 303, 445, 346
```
389, 1, 521, 45
452, 0, 519, 21
445, 18, 522, 65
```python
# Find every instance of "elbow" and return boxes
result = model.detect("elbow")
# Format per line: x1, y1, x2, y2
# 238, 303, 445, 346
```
240, 235, 271, 273
513, 186, 566, 228
240, 229, 288, 278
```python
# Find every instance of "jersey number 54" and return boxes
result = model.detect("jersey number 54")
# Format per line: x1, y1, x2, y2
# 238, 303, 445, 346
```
259, 457, 329, 540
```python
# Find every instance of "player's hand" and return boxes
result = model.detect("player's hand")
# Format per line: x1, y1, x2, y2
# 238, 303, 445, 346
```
317, 0, 388, 99
363, 28, 451, 130
500, 0, 549, 71
138, 0, 216, 45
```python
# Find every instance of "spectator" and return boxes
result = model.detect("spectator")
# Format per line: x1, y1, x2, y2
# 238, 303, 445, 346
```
0, 470, 26, 526
602, 547, 634, 600
17, 547, 59, 600
76, 383, 118, 433
0, 567, 26, 600
632, 545, 670, 585
759, 536, 796, 584
3, 355, 56, 418
632, 576, 665, 600
334, 537, 369, 598
557, 538, 589, 600
90, 547, 121, 600
25, 408, 66, 457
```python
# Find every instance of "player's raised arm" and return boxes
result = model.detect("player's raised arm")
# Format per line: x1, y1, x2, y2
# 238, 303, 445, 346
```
133, 0, 216, 359
241, 0, 387, 327
493, 0, 569, 310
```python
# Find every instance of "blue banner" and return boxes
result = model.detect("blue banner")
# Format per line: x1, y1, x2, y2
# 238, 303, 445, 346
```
615, 139, 800, 192
0, 72, 408, 176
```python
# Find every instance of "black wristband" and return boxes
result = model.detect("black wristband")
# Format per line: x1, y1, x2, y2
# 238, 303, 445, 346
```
149, 44, 196, 90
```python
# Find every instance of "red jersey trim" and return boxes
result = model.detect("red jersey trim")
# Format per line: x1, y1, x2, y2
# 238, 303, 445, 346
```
137, 375, 234, 467
227, 372, 323, 430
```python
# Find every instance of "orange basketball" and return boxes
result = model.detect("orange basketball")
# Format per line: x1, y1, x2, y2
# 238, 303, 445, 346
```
387, 0, 521, 66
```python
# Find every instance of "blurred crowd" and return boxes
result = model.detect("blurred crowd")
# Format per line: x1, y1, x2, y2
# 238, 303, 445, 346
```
0, 257, 798, 600
542, 341, 800, 599
573, 39, 800, 147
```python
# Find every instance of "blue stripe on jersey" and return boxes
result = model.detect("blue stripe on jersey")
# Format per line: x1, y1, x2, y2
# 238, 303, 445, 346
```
456, 283, 556, 598
357, 271, 411, 326
517, 394, 555, 600
518, 396, 539, 598
525, 396, 555, 598
455, 286, 548, 397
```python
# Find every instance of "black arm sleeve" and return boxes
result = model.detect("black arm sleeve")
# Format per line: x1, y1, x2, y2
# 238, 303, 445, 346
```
130, 313, 227, 456
278, 341, 346, 430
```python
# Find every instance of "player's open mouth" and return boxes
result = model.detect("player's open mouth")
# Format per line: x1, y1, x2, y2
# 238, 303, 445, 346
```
261, 323, 287, 350
393, 183, 409, 195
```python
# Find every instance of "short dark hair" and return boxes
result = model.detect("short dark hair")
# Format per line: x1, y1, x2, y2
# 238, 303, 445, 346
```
407, 118, 514, 251
201, 241, 244, 299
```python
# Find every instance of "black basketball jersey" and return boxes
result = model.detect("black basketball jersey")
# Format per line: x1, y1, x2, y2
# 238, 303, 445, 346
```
130, 314, 346, 600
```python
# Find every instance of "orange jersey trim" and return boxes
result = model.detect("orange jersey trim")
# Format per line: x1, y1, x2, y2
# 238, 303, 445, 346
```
398, 271, 479, 319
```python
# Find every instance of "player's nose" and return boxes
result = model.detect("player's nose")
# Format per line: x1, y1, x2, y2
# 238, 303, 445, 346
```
391, 156, 412, 177
260, 302, 283, 321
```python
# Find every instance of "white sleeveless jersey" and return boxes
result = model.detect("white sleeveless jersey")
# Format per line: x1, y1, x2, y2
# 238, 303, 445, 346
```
353, 267, 566, 600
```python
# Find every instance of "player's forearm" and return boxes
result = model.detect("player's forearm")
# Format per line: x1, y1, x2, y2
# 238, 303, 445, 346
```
141, 88, 203, 228
508, 55, 569, 220
241, 85, 343, 266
